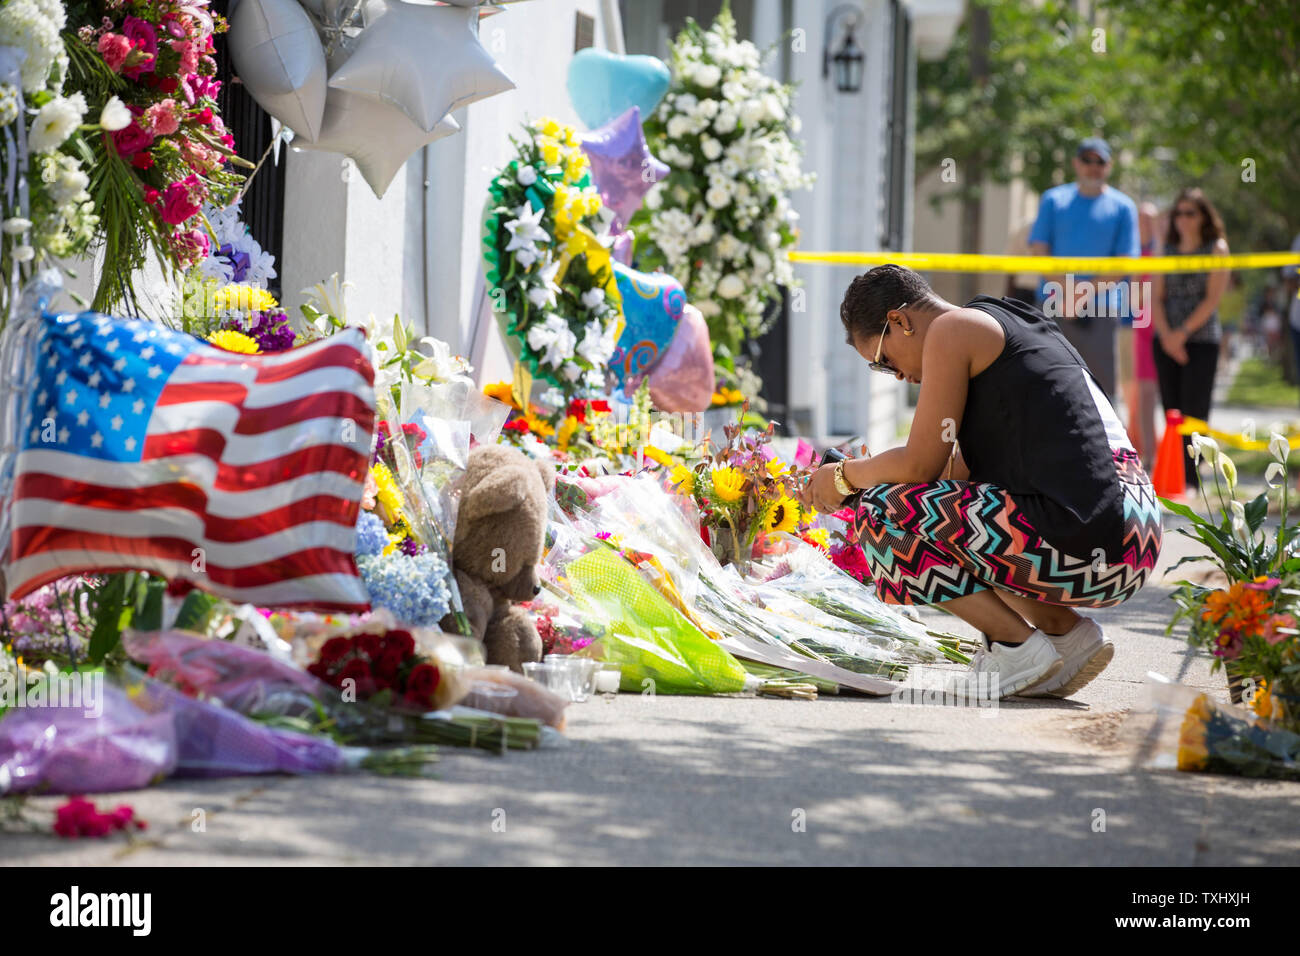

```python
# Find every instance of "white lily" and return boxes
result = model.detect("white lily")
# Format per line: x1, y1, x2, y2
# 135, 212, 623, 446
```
301, 273, 354, 331
1266, 462, 1286, 487
1189, 433, 1218, 465
1219, 455, 1237, 492
504, 203, 548, 254
1229, 500, 1249, 546
527, 255, 562, 310
413, 336, 472, 383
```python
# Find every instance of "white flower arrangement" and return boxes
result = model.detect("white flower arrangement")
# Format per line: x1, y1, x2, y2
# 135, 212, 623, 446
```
198, 201, 278, 288
632, 5, 814, 389
0, 0, 100, 326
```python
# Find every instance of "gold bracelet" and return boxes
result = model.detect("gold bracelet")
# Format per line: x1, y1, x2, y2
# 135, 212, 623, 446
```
833, 460, 856, 497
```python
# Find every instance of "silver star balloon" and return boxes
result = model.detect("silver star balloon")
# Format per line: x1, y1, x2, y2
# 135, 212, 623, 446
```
229, 0, 328, 141
326, 0, 515, 134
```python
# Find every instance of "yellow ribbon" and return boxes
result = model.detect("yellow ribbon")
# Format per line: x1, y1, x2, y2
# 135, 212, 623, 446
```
1177, 416, 1300, 451
788, 250, 1300, 274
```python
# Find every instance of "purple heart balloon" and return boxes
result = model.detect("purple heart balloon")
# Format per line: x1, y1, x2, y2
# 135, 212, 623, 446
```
581, 106, 668, 231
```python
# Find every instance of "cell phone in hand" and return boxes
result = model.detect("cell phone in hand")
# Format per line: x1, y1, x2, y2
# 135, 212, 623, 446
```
818, 448, 862, 509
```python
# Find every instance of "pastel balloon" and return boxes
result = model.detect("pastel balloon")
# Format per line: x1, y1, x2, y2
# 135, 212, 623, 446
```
611, 229, 634, 265
327, 1, 514, 133
633, 304, 715, 412
566, 48, 671, 130
296, 88, 460, 197
608, 262, 685, 389
229, 0, 327, 141
581, 107, 668, 231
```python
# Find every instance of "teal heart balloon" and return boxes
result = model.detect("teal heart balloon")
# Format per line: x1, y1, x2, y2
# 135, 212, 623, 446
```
609, 262, 686, 390
566, 48, 671, 130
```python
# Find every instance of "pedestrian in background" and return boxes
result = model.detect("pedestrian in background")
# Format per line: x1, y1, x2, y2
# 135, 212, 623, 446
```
1029, 137, 1140, 401
1151, 187, 1230, 487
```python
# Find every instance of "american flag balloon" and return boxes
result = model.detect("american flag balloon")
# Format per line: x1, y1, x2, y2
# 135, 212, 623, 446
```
0, 304, 376, 612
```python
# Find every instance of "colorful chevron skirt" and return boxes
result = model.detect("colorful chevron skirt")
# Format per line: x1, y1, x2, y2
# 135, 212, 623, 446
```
853, 449, 1162, 607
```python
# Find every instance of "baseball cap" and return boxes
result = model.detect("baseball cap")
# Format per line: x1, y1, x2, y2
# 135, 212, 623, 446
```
1077, 137, 1111, 162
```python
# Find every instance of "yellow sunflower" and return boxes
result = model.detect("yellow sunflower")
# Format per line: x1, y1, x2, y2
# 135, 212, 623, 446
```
669, 464, 696, 495
207, 329, 259, 354
642, 445, 674, 468
764, 495, 801, 534
709, 466, 748, 505
766, 458, 789, 478
557, 414, 580, 450
483, 381, 522, 410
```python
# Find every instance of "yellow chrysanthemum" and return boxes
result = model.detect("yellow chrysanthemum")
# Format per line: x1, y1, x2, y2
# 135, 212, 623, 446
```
207, 329, 259, 354
564, 153, 588, 184
370, 461, 405, 525
764, 495, 801, 534
537, 117, 561, 138
709, 466, 748, 504
711, 387, 745, 406
211, 284, 278, 313
803, 528, 830, 549
483, 381, 522, 410
643, 445, 674, 468
562, 124, 580, 147
539, 137, 560, 167
669, 464, 696, 495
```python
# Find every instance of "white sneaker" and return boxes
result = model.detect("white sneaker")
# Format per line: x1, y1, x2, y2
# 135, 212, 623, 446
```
1019, 616, 1113, 698
953, 632, 1063, 700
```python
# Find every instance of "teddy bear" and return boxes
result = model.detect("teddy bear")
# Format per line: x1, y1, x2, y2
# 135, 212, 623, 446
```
442, 443, 555, 672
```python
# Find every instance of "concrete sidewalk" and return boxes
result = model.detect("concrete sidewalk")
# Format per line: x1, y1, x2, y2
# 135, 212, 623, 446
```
5, 518, 1299, 867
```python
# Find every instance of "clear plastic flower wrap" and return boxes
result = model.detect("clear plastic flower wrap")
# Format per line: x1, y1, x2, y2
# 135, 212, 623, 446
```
122, 625, 548, 751
374, 396, 471, 635
1144, 673, 1300, 781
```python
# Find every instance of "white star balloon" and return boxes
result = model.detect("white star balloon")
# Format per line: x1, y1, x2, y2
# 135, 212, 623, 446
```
229, 0, 328, 141
295, 88, 461, 197
326, 0, 515, 133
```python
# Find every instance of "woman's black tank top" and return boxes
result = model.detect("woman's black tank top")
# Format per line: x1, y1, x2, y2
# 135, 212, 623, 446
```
957, 295, 1132, 562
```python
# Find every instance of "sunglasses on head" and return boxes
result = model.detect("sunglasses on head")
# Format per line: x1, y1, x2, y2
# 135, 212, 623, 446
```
1174, 207, 1200, 218
868, 303, 907, 375
1078, 154, 1108, 166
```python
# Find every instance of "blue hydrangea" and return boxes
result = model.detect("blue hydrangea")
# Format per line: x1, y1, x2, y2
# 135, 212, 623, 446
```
357, 551, 452, 626
355, 511, 388, 557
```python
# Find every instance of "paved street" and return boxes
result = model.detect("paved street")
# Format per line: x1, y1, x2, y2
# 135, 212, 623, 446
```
5, 519, 1299, 867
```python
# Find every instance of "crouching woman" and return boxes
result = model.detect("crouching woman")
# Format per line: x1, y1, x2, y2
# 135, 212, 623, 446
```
801, 265, 1162, 699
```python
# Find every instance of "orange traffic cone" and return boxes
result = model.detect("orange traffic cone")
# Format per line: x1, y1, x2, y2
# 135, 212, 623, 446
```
1152, 408, 1187, 500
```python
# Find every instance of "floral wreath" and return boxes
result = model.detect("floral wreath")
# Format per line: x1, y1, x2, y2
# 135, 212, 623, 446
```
482, 117, 623, 391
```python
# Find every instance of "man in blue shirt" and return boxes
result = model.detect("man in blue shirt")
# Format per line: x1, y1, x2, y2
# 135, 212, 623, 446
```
1029, 137, 1140, 400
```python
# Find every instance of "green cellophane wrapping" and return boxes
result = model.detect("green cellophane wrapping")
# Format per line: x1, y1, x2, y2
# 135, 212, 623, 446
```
565, 548, 749, 695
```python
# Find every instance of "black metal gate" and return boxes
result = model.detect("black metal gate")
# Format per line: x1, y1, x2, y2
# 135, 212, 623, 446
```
211, 0, 287, 299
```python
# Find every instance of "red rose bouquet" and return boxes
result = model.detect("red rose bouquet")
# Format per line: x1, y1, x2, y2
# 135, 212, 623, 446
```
307, 628, 448, 713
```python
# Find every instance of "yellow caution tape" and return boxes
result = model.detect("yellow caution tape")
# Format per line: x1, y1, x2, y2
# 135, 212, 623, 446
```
1176, 416, 1300, 451
788, 250, 1300, 274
